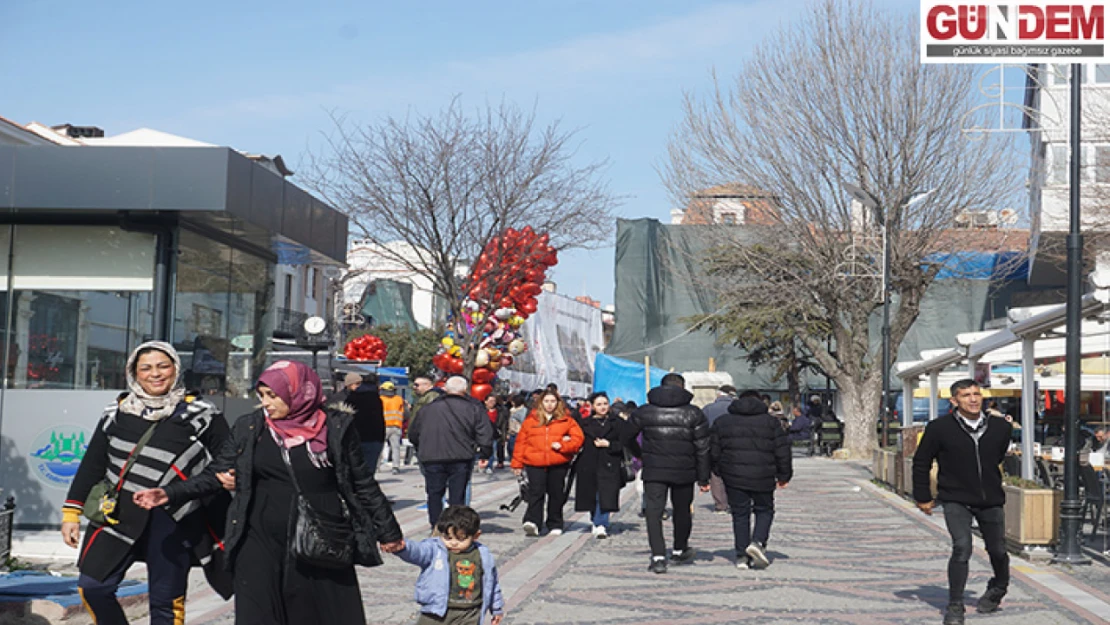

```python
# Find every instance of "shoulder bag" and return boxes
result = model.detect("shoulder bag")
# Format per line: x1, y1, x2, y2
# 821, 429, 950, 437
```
279, 446, 355, 569
83, 419, 161, 525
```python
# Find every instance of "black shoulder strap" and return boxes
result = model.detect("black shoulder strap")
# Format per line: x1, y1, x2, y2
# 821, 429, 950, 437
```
114, 419, 162, 493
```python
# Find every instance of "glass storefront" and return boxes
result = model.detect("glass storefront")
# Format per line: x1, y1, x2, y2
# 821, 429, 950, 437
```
174, 228, 274, 418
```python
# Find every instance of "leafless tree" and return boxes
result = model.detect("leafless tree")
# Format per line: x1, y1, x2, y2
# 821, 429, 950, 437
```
664, 0, 1025, 458
304, 98, 619, 375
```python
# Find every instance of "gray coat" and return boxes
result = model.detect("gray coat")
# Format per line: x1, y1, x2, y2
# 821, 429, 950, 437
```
408, 394, 494, 463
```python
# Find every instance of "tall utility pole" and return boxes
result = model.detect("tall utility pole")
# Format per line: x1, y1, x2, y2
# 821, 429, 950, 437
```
1054, 63, 1089, 565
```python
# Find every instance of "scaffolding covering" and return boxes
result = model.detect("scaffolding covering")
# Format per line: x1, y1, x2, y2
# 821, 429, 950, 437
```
609, 218, 1034, 394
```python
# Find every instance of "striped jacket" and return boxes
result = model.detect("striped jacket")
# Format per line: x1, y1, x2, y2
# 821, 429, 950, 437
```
64, 397, 231, 583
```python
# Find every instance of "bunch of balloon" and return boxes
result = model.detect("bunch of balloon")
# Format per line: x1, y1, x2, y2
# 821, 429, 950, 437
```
430, 226, 558, 401
343, 334, 388, 362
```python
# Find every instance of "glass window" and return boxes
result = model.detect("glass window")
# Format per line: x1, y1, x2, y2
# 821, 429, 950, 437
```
1052, 64, 1070, 85
1050, 145, 1068, 185
0, 225, 155, 390
174, 229, 274, 416
1096, 64, 1110, 84
1097, 146, 1110, 184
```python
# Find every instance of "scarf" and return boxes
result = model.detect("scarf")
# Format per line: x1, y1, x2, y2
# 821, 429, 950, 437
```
258, 360, 330, 468
120, 341, 186, 421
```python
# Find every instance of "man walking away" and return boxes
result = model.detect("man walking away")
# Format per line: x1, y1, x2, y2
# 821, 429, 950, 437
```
627, 373, 711, 574
337, 372, 386, 472
380, 381, 408, 474
701, 385, 736, 515
913, 379, 1012, 625
710, 391, 792, 570
409, 376, 494, 528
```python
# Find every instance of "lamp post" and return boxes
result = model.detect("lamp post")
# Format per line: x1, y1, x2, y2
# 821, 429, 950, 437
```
842, 184, 935, 449
1054, 62, 1089, 565
843, 183, 891, 447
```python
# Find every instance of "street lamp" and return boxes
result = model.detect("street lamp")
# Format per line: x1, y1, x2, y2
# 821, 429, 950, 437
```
842, 183, 934, 448
843, 183, 891, 447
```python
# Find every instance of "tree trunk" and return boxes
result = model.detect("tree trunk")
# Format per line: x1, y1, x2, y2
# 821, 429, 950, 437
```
835, 375, 881, 459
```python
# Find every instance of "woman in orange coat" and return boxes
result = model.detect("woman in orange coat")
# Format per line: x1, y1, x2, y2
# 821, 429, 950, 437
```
511, 389, 584, 536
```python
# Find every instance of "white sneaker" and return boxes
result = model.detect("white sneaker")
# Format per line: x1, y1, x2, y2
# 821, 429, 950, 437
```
548, 528, 563, 536
594, 525, 608, 539
522, 522, 539, 536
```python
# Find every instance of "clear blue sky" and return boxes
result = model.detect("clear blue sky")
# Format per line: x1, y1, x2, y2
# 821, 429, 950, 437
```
0, 0, 914, 304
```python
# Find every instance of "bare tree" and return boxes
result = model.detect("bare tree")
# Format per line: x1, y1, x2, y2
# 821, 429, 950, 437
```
664, 0, 1024, 458
304, 99, 619, 375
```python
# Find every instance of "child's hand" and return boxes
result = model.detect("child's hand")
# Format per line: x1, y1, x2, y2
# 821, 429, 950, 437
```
491, 614, 504, 625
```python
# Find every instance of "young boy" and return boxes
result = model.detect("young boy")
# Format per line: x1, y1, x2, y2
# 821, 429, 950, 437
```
397, 505, 505, 625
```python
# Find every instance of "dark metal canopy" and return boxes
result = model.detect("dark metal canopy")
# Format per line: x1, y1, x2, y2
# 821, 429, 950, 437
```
0, 145, 348, 262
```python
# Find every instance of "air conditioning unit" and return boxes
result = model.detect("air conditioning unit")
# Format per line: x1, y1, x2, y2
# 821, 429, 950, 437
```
954, 210, 998, 228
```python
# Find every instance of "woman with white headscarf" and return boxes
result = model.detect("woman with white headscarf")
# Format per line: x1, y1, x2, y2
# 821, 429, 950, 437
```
62, 341, 232, 624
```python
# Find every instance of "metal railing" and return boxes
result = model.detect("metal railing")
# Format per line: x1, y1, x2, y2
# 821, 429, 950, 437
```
0, 497, 16, 563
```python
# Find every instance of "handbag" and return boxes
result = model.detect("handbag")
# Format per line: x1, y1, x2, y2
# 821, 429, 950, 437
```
620, 447, 638, 483
83, 419, 160, 525
279, 446, 355, 570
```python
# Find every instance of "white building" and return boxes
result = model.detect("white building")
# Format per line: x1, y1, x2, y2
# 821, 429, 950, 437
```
1024, 63, 1110, 286
343, 239, 468, 329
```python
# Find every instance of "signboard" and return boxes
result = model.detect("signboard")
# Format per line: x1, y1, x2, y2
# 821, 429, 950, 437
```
498, 292, 605, 398
921, 1, 1108, 63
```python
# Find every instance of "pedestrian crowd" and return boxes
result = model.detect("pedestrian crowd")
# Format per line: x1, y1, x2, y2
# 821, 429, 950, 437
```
76, 341, 1037, 624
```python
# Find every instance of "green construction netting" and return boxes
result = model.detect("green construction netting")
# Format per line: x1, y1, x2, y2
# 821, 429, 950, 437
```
608, 218, 1039, 393
361, 279, 419, 330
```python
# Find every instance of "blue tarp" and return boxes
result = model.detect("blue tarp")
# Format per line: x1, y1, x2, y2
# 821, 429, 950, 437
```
929, 251, 1028, 281
593, 353, 667, 406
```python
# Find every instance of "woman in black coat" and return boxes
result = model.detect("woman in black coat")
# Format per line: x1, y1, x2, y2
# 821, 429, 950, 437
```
135, 361, 404, 625
574, 392, 629, 539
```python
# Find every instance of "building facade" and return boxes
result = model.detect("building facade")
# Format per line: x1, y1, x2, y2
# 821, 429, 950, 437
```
0, 122, 347, 525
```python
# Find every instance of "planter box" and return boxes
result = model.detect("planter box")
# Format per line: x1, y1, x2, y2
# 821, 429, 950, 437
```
1003, 484, 1062, 546
872, 449, 898, 487
901, 457, 913, 496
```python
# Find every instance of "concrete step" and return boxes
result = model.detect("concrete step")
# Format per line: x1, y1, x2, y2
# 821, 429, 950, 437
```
0, 571, 147, 623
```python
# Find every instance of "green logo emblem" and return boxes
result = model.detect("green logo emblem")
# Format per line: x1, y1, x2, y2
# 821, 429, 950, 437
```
30, 425, 90, 487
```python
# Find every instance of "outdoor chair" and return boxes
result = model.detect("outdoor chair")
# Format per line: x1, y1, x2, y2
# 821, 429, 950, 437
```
1036, 458, 1063, 490
817, 421, 843, 456
1080, 464, 1110, 539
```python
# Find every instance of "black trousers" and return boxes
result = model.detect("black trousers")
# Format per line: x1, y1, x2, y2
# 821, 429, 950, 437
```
725, 487, 775, 553
942, 502, 1010, 603
78, 509, 191, 625
644, 481, 694, 558
523, 464, 570, 531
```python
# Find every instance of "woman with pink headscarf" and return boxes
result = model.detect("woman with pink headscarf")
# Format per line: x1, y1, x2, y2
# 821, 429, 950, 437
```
135, 361, 404, 624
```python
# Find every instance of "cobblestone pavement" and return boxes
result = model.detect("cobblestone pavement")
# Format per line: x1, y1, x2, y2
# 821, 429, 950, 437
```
136, 456, 1110, 625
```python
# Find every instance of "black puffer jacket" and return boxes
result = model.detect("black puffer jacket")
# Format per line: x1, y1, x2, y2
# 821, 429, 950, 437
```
628, 386, 711, 485
163, 406, 403, 569
710, 397, 793, 492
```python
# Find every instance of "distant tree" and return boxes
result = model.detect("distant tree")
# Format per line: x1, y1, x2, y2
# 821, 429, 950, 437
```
664, 0, 1023, 458
306, 98, 619, 376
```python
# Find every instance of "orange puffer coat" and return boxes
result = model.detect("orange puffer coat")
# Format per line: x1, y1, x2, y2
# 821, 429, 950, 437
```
510, 411, 585, 469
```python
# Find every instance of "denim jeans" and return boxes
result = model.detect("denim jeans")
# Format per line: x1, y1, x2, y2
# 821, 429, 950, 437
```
79, 509, 190, 625
422, 460, 472, 527
591, 494, 611, 529
360, 441, 384, 473
942, 502, 1009, 602
724, 486, 775, 553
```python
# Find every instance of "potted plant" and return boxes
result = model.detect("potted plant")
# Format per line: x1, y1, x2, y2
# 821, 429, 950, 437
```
1002, 475, 1061, 547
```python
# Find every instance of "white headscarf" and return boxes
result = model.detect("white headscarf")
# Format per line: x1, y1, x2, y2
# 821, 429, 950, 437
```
119, 341, 186, 421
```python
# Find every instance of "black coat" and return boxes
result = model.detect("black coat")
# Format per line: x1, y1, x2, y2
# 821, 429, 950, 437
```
710, 397, 793, 492
627, 386, 711, 485
337, 384, 386, 444
163, 405, 403, 569
912, 412, 1012, 507
574, 415, 628, 513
